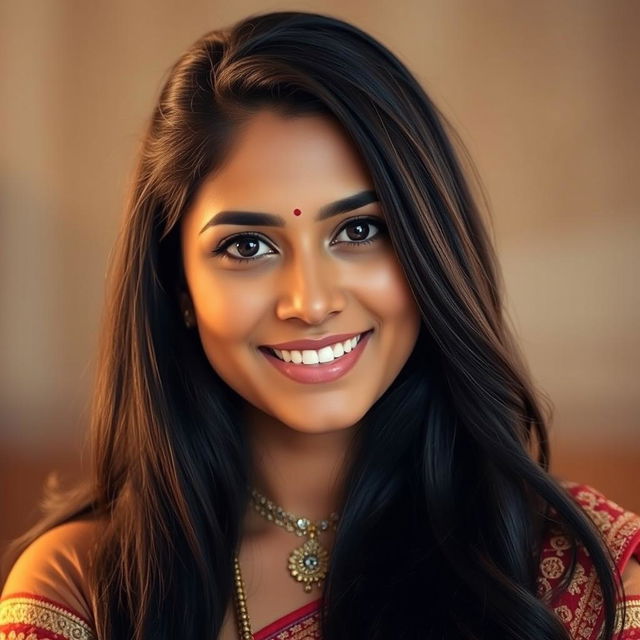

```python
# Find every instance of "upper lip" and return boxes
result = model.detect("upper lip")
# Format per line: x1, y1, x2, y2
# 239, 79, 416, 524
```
262, 330, 371, 351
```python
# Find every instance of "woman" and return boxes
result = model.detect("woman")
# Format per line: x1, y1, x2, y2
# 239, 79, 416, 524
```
1, 10, 638, 640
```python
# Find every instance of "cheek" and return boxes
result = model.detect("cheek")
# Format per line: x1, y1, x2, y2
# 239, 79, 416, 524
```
193, 280, 267, 396
356, 254, 419, 321
193, 276, 270, 345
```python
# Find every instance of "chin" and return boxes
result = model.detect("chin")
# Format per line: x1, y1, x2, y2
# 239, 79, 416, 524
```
274, 407, 367, 435
288, 421, 357, 435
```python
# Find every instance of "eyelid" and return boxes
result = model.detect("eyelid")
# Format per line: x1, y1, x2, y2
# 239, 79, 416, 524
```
211, 231, 275, 262
212, 231, 276, 254
211, 214, 386, 262
329, 215, 386, 245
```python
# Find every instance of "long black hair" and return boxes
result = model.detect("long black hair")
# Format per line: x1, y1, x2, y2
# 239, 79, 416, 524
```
4, 11, 623, 639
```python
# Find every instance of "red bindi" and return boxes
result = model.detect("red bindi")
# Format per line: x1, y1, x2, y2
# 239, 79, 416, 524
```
293, 208, 302, 216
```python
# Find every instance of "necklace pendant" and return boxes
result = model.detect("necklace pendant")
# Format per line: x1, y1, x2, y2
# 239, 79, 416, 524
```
288, 537, 329, 593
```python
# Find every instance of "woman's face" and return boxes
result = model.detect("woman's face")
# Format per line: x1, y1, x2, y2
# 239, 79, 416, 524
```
180, 109, 421, 434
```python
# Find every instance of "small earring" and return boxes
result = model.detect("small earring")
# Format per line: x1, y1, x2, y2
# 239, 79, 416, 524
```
183, 308, 194, 328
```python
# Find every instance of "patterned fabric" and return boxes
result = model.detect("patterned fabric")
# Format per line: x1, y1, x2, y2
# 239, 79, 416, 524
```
253, 599, 321, 640
537, 483, 640, 639
616, 598, 640, 640
616, 599, 640, 639
0, 593, 95, 640
0, 484, 637, 639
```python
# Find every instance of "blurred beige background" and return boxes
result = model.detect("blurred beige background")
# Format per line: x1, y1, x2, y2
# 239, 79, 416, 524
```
1, 0, 638, 562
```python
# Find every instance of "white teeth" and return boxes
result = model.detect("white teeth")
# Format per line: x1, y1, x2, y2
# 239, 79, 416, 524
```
317, 346, 335, 363
269, 332, 366, 364
302, 350, 319, 365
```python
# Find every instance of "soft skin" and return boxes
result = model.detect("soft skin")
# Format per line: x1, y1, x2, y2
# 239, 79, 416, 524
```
179, 110, 422, 440
179, 110, 422, 628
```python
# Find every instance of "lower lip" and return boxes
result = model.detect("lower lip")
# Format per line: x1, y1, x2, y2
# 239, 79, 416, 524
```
259, 330, 373, 384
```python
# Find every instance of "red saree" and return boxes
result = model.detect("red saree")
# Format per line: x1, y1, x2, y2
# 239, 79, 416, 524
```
0, 594, 323, 640
1, 483, 638, 639
537, 482, 640, 639
0, 592, 95, 639
253, 599, 322, 640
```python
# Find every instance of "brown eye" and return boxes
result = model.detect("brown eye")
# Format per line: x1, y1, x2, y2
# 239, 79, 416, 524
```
212, 234, 276, 263
345, 220, 370, 242
332, 216, 386, 246
235, 238, 260, 258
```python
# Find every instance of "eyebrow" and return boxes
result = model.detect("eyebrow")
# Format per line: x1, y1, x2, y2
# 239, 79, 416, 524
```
198, 189, 379, 235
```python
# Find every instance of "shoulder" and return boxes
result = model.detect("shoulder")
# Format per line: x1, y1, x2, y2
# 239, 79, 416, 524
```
537, 482, 640, 638
1, 516, 103, 638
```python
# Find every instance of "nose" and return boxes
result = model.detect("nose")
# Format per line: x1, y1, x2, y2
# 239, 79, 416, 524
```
275, 249, 347, 325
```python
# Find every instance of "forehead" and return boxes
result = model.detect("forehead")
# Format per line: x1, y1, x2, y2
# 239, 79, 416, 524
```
197, 110, 373, 207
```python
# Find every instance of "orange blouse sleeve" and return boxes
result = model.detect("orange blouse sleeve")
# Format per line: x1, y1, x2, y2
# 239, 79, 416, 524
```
537, 482, 640, 639
0, 519, 99, 640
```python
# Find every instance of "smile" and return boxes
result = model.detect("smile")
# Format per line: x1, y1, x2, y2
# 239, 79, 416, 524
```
269, 333, 363, 364
258, 329, 374, 384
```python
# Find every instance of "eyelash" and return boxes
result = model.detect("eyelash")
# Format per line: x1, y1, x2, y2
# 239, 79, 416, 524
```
211, 216, 387, 264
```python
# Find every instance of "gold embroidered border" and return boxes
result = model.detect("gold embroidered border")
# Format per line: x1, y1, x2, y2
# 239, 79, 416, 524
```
0, 596, 95, 640
259, 610, 321, 639
615, 599, 640, 632
557, 484, 640, 639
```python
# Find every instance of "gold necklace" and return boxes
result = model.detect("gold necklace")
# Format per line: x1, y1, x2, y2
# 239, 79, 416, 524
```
249, 487, 339, 593
232, 554, 253, 640
232, 489, 339, 639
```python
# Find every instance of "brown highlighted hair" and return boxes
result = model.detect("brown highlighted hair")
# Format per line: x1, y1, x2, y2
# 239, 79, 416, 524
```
5, 11, 622, 640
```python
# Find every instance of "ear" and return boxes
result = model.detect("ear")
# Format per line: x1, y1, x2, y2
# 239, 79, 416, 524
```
178, 289, 196, 329
178, 289, 193, 315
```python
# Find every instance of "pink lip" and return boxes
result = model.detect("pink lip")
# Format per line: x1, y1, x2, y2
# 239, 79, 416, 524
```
259, 330, 373, 384
263, 331, 368, 351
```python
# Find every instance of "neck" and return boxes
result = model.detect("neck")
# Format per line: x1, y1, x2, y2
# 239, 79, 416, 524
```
242, 404, 357, 535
